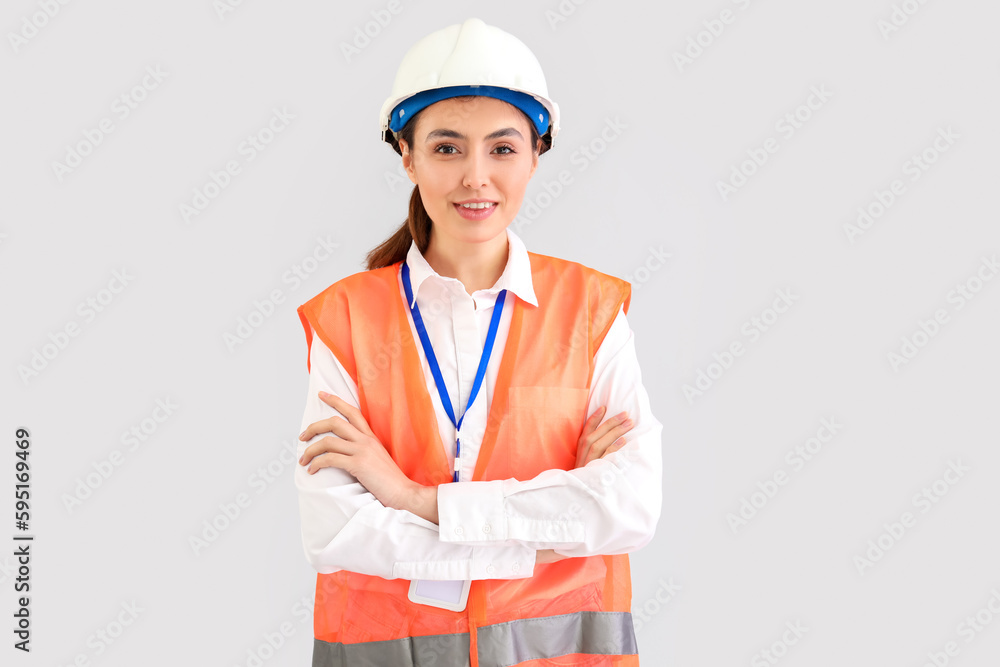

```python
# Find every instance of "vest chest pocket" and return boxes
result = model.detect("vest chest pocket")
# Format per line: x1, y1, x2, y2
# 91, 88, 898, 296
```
503, 386, 590, 480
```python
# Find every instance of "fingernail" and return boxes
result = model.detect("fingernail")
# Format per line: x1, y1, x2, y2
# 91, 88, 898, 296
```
299, 431, 306, 440
623, 418, 633, 428
318, 391, 330, 399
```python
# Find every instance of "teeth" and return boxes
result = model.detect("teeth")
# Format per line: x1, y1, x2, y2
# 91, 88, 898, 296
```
460, 202, 494, 209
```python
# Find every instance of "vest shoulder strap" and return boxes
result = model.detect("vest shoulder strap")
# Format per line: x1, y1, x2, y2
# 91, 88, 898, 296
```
526, 251, 632, 354
296, 263, 401, 380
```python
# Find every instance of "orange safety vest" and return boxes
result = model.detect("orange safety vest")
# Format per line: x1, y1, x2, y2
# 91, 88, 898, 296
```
297, 251, 639, 667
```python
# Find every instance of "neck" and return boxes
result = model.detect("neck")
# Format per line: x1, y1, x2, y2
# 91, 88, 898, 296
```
424, 230, 509, 295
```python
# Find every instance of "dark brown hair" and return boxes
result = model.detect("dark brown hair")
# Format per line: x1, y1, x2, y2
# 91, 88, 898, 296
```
364, 97, 543, 270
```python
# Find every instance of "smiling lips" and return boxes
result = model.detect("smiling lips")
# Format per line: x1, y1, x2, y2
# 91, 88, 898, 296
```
454, 200, 497, 220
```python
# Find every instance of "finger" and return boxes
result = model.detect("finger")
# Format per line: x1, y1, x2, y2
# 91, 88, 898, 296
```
582, 406, 607, 433
577, 415, 600, 467
300, 435, 352, 466
577, 407, 609, 463
601, 438, 628, 458
305, 450, 353, 475
587, 412, 631, 446
319, 392, 377, 439
299, 414, 357, 443
590, 438, 627, 466
576, 438, 593, 469
587, 421, 633, 463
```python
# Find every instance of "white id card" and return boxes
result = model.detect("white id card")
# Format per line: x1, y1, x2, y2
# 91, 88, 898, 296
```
407, 579, 471, 612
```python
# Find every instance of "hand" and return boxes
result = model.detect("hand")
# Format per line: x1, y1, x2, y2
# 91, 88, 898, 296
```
575, 406, 634, 469
537, 407, 636, 566
299, 391, 418, 512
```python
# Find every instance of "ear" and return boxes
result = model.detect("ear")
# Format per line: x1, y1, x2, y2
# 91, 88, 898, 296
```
527, 143, 539, 180
400, 139, 418, 185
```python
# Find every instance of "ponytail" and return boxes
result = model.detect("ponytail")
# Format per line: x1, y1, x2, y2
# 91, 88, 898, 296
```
364, 186, 433, 270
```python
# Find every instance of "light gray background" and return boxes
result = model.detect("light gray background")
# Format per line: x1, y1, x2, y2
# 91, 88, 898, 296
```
2, 1, 999, 665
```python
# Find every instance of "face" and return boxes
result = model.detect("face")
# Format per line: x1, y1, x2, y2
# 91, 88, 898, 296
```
399, 96, 539, 251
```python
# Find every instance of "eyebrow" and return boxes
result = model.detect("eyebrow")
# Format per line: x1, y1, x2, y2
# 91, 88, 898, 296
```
424, 127, 524, 142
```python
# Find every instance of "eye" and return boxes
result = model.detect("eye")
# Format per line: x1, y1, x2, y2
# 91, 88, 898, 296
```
494, 144, 516, 155
434, 144, 458, 154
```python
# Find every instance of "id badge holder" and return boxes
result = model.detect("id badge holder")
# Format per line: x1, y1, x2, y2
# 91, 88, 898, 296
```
407, 578, 471, 612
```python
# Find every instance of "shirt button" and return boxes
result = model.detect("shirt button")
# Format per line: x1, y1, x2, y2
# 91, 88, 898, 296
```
511, 562, 520, 573
486, 564, 496, 575
455, 526, 464, 536
482, 524, 492, 534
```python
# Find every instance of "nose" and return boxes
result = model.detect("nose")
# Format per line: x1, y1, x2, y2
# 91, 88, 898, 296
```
462, 150, 489, 189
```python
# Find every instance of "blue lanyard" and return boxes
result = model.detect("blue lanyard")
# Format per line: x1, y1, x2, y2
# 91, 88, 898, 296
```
401, 261, 507, 482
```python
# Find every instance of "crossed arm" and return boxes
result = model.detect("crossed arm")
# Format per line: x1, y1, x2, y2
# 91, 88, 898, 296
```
299, 391, 635, 563
294, 308, 662, 580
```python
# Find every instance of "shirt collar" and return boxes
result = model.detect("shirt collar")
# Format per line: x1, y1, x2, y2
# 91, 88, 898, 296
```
403, 227, 538, 308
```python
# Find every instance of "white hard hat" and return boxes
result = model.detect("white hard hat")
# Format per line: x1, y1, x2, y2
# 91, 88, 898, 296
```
379, 18, 560, 155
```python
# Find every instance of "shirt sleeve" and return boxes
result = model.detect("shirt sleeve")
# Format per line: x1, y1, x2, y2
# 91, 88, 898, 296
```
436, 305, 663, 557
295, 325, 537, 581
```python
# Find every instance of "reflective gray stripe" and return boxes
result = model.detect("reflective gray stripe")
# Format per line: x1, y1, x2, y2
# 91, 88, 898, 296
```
312, 632, 470, 667
312, 611, 635, 667
477, 611, 637, 667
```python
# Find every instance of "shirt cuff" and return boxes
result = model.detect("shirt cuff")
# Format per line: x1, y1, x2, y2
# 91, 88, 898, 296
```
392, 542, 536, 580
437, 480, 508, 543
437, 478, 587, 547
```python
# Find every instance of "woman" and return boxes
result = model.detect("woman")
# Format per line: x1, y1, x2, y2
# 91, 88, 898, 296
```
295, 18, 662, 667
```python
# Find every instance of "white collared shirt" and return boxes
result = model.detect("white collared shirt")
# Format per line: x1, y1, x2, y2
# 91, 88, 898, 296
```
295, 227, 662, 581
